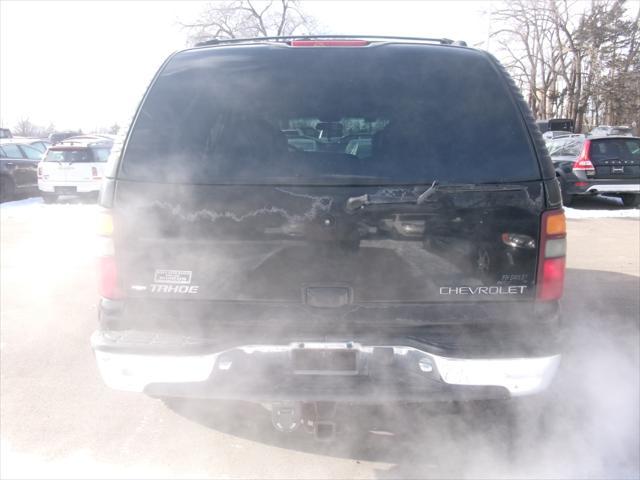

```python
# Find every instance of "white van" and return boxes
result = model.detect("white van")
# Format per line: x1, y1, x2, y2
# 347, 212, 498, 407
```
38, 136, 112, 202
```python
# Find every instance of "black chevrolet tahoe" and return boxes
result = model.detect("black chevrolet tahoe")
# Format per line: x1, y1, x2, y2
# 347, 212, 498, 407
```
92, 36, 566, 438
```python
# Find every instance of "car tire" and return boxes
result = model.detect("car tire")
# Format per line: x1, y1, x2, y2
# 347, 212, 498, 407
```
0, 176, 15, 203
620, 194, 640, 208
42, 193, 58, 204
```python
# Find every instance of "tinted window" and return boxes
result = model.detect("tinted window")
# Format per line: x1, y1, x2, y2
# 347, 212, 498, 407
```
92, 147, 111, 162
548, 119, 573, 132
29, 142, 47, 153
45, 149, 92, 163
122, 46, 540, 185
591, 139, 640, 161
20, 145, 43, 160
0, 144, 24, 159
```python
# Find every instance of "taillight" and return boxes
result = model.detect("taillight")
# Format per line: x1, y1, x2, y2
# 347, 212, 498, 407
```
572, 140, 595, 175
37, 166, 43, 178
91, 166, 101, 179
537, 210, 566, 301
290, 40, 369, 47
98, 209, 121, 299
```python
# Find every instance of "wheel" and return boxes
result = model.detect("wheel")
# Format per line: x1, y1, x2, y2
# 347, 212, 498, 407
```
620, 194, 640, 208
0, 176, 15, 203
42, 193, 58, 204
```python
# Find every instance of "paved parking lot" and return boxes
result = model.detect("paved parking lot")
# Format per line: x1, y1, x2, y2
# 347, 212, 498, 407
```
1, 198, 638, 479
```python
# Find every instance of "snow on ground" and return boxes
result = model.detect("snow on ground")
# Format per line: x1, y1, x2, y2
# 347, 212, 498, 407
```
1, 197, 97, 220
564, 206, 639, 219
563, 195, 639, 219
0, 196, 43, 210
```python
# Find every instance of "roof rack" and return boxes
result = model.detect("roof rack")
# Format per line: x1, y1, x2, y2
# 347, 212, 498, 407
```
195, 35, 459, 48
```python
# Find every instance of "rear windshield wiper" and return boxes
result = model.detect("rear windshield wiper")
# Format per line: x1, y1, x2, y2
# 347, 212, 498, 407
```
345, 181, 439, 212
345, 181, 524, 213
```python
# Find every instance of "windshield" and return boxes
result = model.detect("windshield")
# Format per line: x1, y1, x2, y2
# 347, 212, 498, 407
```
121, 46, 540, 185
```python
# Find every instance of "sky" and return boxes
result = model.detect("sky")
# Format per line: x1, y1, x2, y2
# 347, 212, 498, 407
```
0, 1, 495, 132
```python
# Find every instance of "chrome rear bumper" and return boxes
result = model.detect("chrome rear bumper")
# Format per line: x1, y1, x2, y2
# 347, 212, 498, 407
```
92, 332, 560, 399
586, 184, 640, 193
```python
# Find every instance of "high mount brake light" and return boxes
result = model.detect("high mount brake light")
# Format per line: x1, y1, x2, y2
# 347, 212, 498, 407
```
536, 210, 567, 301
572, 139, 595, 175
290, 40, 369, 47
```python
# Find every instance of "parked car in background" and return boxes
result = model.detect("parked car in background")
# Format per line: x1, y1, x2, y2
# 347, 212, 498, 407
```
48, 131, 81, 145
589, 125, 634, 137
11, 137, 51, 153
0, 128, 12, 139
609, 126, 634, 136
0, 141, 41, 202
37, 136, 113, 203
589, 125, 611, 136
547, 134, 640, 206
536, 118, 574, 134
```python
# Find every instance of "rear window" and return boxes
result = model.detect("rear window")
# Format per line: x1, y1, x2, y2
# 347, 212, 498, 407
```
591, 138, 640, 161
46, 146, 111, 163
46, 149, 91, 163
121, 45, 540, 185
92, 147, 111, 162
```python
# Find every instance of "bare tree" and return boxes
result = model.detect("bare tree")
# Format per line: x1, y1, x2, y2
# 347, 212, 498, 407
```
13, 118, 40, 137
491, 0, 639, 131
182, 0, 318, 45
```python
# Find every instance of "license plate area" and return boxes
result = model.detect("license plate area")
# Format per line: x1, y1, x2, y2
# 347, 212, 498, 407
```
291, 345, 358, 375
55, 186, 77, 195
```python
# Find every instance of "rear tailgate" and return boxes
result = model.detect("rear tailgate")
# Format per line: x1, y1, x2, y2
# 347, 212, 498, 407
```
113, 181, 544, 306
590, 137, 640, 179
40, 152, 67, 182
